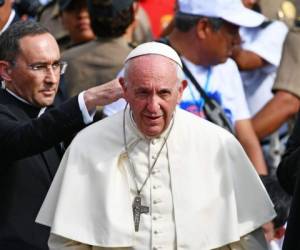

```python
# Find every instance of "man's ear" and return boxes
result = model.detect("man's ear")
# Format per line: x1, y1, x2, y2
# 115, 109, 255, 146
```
0, 61, 12, 81
196, 18, 210, 40
119, 77, 129, 101
119, 77, 127, 92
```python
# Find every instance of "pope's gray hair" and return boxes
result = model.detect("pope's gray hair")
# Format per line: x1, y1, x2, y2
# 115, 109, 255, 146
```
123, 57, 184, 87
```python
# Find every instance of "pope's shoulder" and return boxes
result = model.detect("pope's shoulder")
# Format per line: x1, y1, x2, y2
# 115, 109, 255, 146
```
175, 108, 236, 139
69, 108, 238, 150
69, 111, 124, 148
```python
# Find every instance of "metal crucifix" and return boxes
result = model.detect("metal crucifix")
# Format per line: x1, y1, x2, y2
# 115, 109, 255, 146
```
132, 195, 149, 232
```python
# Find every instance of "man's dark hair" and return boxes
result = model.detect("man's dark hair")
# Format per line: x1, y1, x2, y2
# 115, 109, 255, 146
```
253, 3, 261, 13
260, 174, 292, 229
14, 0, 42, 18
0, 20, 49, 62
174, 12, 223, 33
88, 2, 134, 38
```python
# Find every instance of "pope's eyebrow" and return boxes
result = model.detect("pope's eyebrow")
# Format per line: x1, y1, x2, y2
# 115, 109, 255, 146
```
158, 88, 172, 94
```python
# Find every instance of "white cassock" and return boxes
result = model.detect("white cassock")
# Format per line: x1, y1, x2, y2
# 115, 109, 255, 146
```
36, 108, 275, 250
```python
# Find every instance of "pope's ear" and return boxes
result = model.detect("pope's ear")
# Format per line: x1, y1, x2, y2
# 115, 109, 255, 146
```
0, 61, 12, 81
177, 79, 187, 103
179, 79, 187, 94
181, 79, 188, 91
119, 77, 127, 92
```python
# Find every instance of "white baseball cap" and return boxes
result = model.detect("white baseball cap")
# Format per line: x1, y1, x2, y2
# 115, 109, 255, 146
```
125, 42, 182, 68
178, 0, 265, 27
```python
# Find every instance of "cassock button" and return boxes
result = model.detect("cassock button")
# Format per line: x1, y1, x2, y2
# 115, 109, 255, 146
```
153, 199, 161, 205
120, 153, 127, 160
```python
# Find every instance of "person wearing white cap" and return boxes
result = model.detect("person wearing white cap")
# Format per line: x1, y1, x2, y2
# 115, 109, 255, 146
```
164, 0, 269, 175
232, 0, 288, 174
36, 41, 275, 250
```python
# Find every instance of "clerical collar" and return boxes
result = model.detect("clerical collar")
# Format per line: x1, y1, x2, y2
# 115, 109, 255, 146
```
5, 87, 31, 105
123, 103, 174, 232
127, 105, 175, 141
4, 87, 46, 117
0, 9, 16, 35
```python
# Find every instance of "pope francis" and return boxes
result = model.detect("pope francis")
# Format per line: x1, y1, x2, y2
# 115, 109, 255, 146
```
36, 42, 275, 250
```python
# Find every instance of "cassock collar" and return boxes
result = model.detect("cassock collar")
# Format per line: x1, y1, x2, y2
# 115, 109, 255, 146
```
4, 87, 46, 117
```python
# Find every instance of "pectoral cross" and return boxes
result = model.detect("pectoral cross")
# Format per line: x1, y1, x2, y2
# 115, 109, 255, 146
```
132, 195, 149, 232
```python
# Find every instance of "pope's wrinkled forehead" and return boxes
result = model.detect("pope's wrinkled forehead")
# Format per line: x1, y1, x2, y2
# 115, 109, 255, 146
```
123, 53, 184, 91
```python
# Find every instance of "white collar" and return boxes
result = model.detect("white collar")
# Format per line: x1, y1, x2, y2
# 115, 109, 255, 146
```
5, 87, 31, 105
4, 87, 46, 117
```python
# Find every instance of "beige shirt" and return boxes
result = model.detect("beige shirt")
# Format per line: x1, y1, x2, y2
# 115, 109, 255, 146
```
62, 37, 132, 97
259, 0, 300, 97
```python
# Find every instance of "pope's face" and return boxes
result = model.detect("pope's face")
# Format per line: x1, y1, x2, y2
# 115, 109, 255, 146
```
121, 55, 186, 137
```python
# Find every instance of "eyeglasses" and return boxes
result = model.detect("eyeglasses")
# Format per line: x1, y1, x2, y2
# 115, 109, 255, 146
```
9, 60, 68, 75
27, 61, 68, 75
